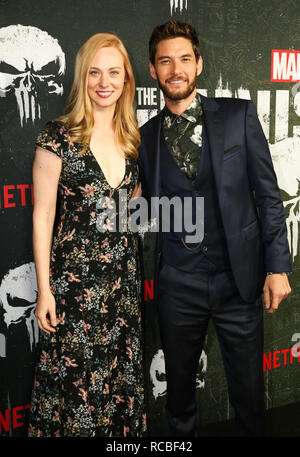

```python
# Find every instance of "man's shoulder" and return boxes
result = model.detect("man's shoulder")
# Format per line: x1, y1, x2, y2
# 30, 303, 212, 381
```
140, 111, 163, 137
204, 95, 251, 109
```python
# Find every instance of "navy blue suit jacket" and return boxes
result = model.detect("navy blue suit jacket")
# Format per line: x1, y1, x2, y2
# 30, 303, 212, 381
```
138, 95, 291, 303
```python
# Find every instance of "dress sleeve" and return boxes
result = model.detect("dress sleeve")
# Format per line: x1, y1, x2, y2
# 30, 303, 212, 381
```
35, 121, 65, 158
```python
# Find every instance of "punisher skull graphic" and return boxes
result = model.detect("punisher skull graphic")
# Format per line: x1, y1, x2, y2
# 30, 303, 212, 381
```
170, 0, 188, 15
150, 348, 207, 399
0, 24, 66, 126
0, 262, 38, 357
270, 136, 300, 262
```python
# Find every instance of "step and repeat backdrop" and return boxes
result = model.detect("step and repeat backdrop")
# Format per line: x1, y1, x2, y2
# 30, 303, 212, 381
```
0, 0, 300, 436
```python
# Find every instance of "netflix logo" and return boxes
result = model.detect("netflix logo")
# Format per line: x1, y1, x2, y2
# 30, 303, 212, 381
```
0, 184, 33, 209
271, 49, 300, 82
263, 347, 300, 372
0, 404, 31, 433
144, 279, 154, 301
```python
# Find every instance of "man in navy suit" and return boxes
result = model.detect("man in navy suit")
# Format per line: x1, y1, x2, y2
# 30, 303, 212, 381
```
138, 20, 292, 436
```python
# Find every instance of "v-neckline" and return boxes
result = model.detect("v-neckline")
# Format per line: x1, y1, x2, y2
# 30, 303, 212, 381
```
89, 146, 127, 190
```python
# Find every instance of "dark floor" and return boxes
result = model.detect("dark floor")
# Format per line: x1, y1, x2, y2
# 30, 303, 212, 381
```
198, 401, 300, 436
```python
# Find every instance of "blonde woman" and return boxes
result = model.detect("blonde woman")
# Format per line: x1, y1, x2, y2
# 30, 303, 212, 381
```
28, 33, 146, 437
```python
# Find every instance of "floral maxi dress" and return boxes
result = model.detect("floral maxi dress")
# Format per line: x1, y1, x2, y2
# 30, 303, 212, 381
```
28, 122, 146, 437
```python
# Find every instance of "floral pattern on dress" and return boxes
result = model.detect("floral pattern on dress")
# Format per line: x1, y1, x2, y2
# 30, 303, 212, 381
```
28, 121, 146, 437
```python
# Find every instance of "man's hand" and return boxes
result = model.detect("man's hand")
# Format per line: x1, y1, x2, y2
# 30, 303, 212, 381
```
263, 274, 291, 313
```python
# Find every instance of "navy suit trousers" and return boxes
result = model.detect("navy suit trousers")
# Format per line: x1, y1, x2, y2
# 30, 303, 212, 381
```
158, 258, 265, 437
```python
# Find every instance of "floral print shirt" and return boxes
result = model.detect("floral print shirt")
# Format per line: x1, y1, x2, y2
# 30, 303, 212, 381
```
163, 92, 203, 183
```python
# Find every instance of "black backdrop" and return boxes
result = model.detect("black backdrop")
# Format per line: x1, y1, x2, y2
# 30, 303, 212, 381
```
0, 0, 299, 436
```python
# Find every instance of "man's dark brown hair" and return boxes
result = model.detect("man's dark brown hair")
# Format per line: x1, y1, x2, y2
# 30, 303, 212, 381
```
149, 20, 201, 65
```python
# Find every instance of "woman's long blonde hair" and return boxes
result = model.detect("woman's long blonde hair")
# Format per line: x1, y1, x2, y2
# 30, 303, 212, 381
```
57, 33, 140, 159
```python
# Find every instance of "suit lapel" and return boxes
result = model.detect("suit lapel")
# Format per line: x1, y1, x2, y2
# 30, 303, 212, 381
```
200, 95, 225, 197
148, 110, 165, 197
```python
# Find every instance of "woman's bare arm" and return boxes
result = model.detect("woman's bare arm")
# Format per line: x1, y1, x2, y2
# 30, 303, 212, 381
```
32, 146, 61, 334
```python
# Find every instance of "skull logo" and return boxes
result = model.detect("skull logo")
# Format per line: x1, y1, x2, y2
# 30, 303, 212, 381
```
150, 348, 207, 399
0, 262, 38, 357
170, 0, 188, 15
0, 24, 66, 126
269, 136, 300, 262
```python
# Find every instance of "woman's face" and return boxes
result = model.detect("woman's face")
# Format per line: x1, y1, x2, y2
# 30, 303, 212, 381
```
87, 46, 126, 112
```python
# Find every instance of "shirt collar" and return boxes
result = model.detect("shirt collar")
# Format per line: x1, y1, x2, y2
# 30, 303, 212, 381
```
164, 92, 202, 127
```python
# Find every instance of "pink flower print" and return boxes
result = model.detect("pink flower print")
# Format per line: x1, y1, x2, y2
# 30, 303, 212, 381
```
90, 211, 96, 218
85, 239, 90, 244
61, 185, 75, 196
47, 140, 61, 151
73, 215, 79, 222
101, 336, 108, 344
112, 277, 121, 292
74, 295, 82, 302
103, 384, 109, 394
123, 425, 130, 437
34, 379, 40, 388
91, 373, 96, 385
100, 253, 111, 263
60, 299, 66, 305
117, 264, 122, 270
76, 206, 83, 212
118, 317, 128, 327
128, 397, 134, 409
115, 395, 125, 404
67, 417, 73, 423
66, 271, 81, 283
124, 237, 128, 247
88, 405, 95, 416
83, 322, 91, 333
62, 228, 76, 242
83, 289, 92, 303
52, 366, 59, 374
58, 312, 66, 325
123, 171, 132, 185
73, 378, 83, 387
111, 356, 117, 369
78, 388, 88, 403
67, 331, 72, 338
125, 338, 131, 345
59, 126, 66, 135
41, 351, 48, 364
100, 302, 108, 313
101, 237, 109, 248
37, 429, 43, 437
79, 184, 96, 197
103, 417, 110, 426
143, 414, 146, 426
53, 349, 57, 358
104, 402, 110, 412
126, 347, 133, 360
53, 411, 60, 422
64, 356, 78, 367
64, 133, 74, 147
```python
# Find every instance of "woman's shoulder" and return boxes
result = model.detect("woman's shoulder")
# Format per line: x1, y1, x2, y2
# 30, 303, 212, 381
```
36, 119, 69, 157
41, 119, 68, 137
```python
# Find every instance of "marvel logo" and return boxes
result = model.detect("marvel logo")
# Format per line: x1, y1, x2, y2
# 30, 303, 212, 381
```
271, 49, 300, 82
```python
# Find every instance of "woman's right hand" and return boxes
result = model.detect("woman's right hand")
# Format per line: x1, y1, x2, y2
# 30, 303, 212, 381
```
35, 290, 57, 335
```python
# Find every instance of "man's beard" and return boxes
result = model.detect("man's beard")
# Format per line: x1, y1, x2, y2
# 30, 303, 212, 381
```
157, 73, 197, 101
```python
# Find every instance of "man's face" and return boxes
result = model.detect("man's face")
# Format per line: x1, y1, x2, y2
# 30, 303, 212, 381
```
150, 37, 202, 101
